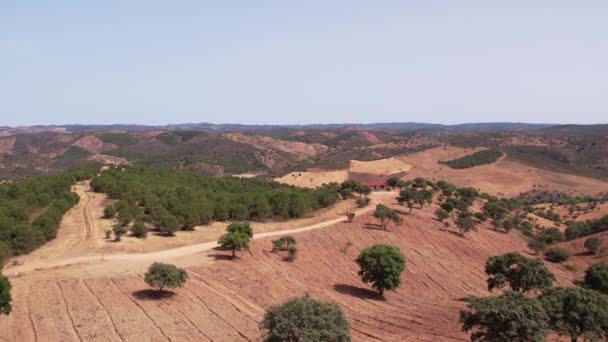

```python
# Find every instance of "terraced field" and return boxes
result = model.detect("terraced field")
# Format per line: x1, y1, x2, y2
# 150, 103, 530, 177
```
0, 207, 575, 341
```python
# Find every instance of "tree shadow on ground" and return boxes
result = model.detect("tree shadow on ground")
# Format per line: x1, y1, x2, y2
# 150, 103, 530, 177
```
334, 284, 385, 301
363, 223, 386, 231
207, 253, 234, 261
443, 229, 465, 238
132, 289, 176, 301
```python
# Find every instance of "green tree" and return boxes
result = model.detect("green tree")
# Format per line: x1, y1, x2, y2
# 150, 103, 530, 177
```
584, 237, 602, 256
356, 244, 406, 297
227, 222, 253, 238
456, 214, 477, 236
434, 208, 449, 222
112, 224, 128, 241
460, 291, 549, 342
0, 275, 11, 315
159, 215, 180, 236
386, 177, 401, 188
541, 286, 608, 342
261, 294, 350, 342
373, 204, 402, 229
536, 227, 564, 245
441, 201, 455, 213
144, 262, 188, 293
220, 223, 253, 258
130, 220, 149, 239
103, 204, 117, 218
584, 263, 608, 294
527, 239, 547, 255
544, 247, 570, 263
485, 252, 555, 293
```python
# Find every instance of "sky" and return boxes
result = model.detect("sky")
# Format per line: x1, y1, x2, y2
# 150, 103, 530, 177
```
1, 1, 607, 126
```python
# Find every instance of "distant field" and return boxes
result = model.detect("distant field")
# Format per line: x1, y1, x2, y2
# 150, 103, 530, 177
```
503, 145, 608, 182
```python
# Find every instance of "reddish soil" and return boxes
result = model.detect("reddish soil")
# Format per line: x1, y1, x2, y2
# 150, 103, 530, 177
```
1, 204, 575, 341
73, 135, 104, 154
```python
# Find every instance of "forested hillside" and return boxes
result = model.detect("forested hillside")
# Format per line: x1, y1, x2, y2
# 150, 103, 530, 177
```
90, 166, 341, 232
0, 164, 99, 262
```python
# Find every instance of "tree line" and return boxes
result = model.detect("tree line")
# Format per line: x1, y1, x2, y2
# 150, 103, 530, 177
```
0, 164, 100, 260
90, 165, 342, 235
441, 149, 503, 169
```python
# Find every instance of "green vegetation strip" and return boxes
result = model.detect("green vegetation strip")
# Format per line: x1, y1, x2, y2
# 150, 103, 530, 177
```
0, 164, 99, 259
90, 165, 341, 232
442, 149, 503, 169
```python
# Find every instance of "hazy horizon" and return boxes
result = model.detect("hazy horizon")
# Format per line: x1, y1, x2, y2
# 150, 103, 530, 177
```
2, 1, 607, 126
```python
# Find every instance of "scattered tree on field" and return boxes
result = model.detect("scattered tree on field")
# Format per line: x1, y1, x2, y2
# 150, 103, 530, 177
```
272, 235, 296, 252
541, 286, 608, 342
103, 204, 117, 218
346, 212, 355, 222
261, 294, 350, 342
584, 263, 608, 294
219, 223, 253, 258
544, 247, 570, 263
373, 204, 401, 229
130, 220, 149, 239
584, 237, 602, 256
286, 245, 297, 262
434, 208, 449, 222
355, 197, 371, 208
158, 215, 180, 236
485, 252, 555, 293
456, 214, 477, 236
144, 262, 188, 293
460, 291, 549, 342
112, 224, 127, 241
386, 177, 401, 188
527, 239, 547, 255
356, 244, 406, 297
0, 275, 11, 316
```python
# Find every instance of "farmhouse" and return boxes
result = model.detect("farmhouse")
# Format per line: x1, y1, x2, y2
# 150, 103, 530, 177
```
348, 171, 407, 191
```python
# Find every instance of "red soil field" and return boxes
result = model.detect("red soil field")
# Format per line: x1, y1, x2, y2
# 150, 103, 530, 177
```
0, 208, 575, 341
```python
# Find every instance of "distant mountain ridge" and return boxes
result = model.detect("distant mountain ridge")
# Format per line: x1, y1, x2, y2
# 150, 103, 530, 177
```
0, 122, 558, 135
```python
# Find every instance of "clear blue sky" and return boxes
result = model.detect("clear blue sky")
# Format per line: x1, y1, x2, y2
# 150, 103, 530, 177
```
1, 1, 607, 126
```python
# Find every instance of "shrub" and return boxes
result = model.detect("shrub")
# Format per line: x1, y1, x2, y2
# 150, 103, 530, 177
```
346, 212, 355, 222
536, 227, 564, 245
356, 244, 405, 297
584, 237, 602, 256
144, 262, 188, 293
0, 241, 10, 268
527, 239, 547, 255
456, 214, 477, 236
130, 220, 149, 239
434, 208, 449, 222
544, 247, 570, 263
286, 245, 297, 262
261, 294, 350, 341
112, 224, 128, 241
584, 263, 608, 294
104, 229, 112, 240
355, 197, 370, 208
158, 215, 180, 236
103, 205, 117, 218
272, 236, 296, 252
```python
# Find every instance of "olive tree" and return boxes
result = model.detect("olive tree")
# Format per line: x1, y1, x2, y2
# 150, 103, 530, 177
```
584, 263, 608, 294
219, 222, 253, 259
356, 244, 405, 297
541, 286, 608, 342
144, 262, 188, 293
460, 291, 549, 342
584, 237, 602, 256
261, 294, 350, 341
485, 252, 555, 293
373, 204, 402, 229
